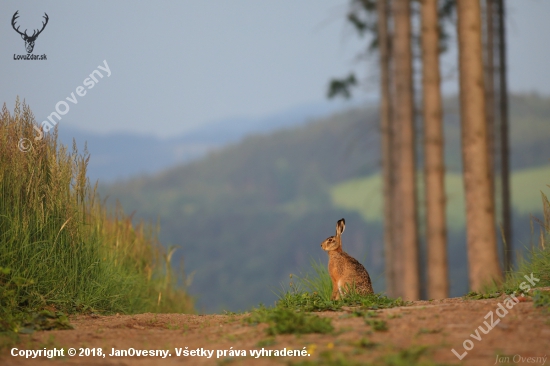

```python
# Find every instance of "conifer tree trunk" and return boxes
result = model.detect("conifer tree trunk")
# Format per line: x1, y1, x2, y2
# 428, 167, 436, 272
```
496, 0, 512, 272
378, 0, 397, 298
484, 0, 496, 187
421, 0, 448, 299
392, 0, 419, 300
457, 0, 503, 291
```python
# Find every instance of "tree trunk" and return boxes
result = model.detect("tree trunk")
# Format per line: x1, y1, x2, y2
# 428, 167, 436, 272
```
421, 0, 448, 299
496, 0, 512, 272
457, 0, 503, 291
484, 0, 496, 187
377, 0, 396, 298
392, 0, 419, 300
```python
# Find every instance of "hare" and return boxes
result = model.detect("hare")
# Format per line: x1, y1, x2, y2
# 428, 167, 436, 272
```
321, 218, 373, 300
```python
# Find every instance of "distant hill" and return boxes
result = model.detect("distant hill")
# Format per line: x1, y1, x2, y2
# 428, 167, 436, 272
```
102, 93, 550, 312
58, 100, 356, 182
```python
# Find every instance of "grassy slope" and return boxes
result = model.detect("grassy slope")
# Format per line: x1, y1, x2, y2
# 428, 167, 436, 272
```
0, 100, 193, 346
331, 164, 550, 230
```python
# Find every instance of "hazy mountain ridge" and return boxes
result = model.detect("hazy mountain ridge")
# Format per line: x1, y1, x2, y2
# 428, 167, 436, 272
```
58, 100, 355, 182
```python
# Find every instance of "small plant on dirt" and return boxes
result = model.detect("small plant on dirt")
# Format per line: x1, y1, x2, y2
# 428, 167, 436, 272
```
17, 310, 73, 334
222, 310, 239, 316
148, 315, 159, 324
335, 288, 408, 310
383, 345, 431, 366
256, 337, 276, 347
276, 289, 337, 312
464, 291, 501, 300
533, 290, 550, 311
416, 328, 441, 335
363, 310, 379, 318
247, 307, 333, 335
342, 309, 378, 319
291, 350, 362, 366
353, 337, 377, 349
348, 309, 365, 318
166, 323, 179, 330
365, 319, 387, 331
217, 357, 236, 365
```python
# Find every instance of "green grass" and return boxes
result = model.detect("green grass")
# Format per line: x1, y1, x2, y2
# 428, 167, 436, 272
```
382, 346, 432, 366
256, 337, 276, 347
247, 307, 333, 335
290, 259, 333, 301
0, 99, 193, 346
291, 351, 363, 366
247, 258, 406, 336
365, 318, 388, 331
330, 166, 550, 231
416, 328, 442, 335
276, 281, 406, 312
465, 190, 550, 309
463, 291, 502, 300
291, 346, 444, 366
494, 192, 550, 294
353, 337, 378, 349
274, 259, 407, 312
533, 290, 550, 311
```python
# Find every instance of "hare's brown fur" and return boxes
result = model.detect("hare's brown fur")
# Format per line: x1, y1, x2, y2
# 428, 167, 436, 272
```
321, 219, 373, 300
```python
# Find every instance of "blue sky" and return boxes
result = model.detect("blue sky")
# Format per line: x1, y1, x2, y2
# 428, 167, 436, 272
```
1, 0, 549, 137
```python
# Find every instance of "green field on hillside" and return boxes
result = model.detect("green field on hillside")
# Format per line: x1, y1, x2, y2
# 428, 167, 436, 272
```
330, 164, 550, 231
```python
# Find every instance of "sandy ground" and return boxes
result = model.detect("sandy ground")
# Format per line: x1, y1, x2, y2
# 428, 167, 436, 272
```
1, 292, 549, 366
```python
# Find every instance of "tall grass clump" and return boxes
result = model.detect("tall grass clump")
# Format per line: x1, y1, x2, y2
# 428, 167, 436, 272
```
0, 99, 194, 339
500, 191, 550, 292
477, 190, 550, 298
271, 258, 406, 312
292, 258, 333, 300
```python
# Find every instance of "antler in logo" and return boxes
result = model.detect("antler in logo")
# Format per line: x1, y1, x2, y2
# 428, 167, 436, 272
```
12, 11, 49, 54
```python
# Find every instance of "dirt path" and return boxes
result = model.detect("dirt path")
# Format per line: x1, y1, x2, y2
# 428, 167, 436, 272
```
2, 293, 549, 366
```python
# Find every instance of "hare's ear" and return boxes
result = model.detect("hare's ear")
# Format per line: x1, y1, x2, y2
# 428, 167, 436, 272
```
336, 218, 345, 236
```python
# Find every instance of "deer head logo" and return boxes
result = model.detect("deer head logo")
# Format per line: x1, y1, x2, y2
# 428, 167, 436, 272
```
12, 11, 49, 54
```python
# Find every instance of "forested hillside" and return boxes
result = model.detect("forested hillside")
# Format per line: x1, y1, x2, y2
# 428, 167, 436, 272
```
103, 93, 550, 312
